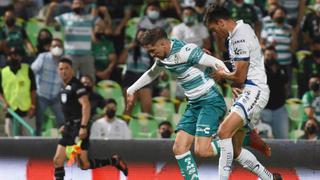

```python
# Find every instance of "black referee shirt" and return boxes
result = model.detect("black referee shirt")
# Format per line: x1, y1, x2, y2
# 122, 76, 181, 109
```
60, 77, 87, 122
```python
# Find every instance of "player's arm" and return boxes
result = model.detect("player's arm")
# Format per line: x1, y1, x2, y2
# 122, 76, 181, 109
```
211, 36, 250, 84
79, 95, 91, 128
126, 62, 164, 111
127, 61, 164, 95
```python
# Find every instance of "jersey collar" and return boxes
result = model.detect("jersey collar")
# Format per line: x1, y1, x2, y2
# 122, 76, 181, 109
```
229, 20, 244, 39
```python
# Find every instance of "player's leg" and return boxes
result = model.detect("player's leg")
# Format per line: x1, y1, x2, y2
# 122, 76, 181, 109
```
137, 87, 152, 113
173, 130, 197, 180
53, 145, 67, 180
174, 103, 199, 180
194, 97, 226, 158
217, 112, 243, 180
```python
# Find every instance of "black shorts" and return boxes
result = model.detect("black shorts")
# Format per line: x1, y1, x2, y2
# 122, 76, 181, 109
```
58, 124, 90, 150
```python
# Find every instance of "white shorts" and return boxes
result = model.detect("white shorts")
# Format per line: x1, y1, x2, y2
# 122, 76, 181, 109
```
231, 85, 269, 125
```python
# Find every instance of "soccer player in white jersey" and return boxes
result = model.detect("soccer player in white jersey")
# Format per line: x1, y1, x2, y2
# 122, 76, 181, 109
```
204, 4, 282, 180
126, 27, 229, 180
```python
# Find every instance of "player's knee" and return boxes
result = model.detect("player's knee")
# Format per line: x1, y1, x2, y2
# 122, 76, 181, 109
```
233, 145, 242, 158
53, 156, 64, 167
173, 142, 188, 155
194, 146, 211, 158
217, 125, 232, 139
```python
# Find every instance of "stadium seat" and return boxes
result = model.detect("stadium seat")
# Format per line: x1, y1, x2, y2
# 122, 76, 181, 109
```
285, 98, 305, 131
289, 129, 304, 139
178, 101, 187, 115
129, 113, 158, 139
151, 97, 175, 122
95, 80, 125, 115
125, 17, 140, 42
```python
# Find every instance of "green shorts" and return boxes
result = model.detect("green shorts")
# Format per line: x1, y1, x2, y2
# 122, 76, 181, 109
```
176, 91, 226, 137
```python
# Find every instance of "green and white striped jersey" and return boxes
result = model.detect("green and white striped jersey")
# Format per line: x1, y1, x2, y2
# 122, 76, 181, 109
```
55, 12, 98, 55
156, 39, 219, 102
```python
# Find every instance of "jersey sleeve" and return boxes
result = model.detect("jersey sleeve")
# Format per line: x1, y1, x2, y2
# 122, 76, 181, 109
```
179, 43, 204, 65
302, 92, 312, 108
74, 82, 88, 99
231, 35, 250, 61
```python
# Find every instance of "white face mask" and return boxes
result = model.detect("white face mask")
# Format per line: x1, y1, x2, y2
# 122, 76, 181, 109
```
147, 10, 160, 20
51, 47, 63, 57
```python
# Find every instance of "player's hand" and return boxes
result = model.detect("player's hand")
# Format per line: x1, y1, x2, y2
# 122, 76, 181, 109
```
210, 68, 225, 83
126, 93, 135, 113
79, 128, 88, 140
232, 87, 242, 99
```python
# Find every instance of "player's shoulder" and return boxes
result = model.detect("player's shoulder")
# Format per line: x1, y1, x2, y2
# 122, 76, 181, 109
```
178, 43, 200, 59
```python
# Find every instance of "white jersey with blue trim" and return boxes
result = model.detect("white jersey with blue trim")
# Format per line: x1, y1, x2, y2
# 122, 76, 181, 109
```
228, 20, 268, 88
157, 39, 217, 101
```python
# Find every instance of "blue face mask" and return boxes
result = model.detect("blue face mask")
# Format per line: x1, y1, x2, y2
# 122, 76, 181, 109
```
183, 15, 196, 26
147, 10, 160, 20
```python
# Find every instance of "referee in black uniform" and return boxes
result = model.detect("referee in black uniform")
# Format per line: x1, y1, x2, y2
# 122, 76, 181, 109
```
53, 58, 128, 180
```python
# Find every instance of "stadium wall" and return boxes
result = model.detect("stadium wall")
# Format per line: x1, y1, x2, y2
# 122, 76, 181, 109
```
0, 138, 319, 167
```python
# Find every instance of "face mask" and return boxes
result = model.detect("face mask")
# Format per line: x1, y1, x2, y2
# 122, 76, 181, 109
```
183, 15, 196, 26
311, 82, 320, 92
106, 109, 116, 118
274, 17, 285, 24
160, 129, 171, 138
73, 7, 83, 14
95, 33, 106, 40
8, 59, 21, 71
306, 125, 317, 134
39, 37, 52, 46
313, 50, 320, 58
5, 17, 15, 27
51, 47, 63, 57
84, 86, 92, 93
147, 10, 160, 20
265, 58, 277, 66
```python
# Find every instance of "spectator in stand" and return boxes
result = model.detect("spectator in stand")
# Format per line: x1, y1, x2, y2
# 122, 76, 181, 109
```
97, 0, 131, 55
80, 75, 106, 119
0, 9, 36, 58
90, 98, 131, 139
299, 117, 320, 140
302, 76, 320, 122
31, 38, 65, 136
260, 46, 289, 139
53, 0, 98, 81
171, 6, 210, 49
261, 6, 297, 96
43, 0, 72, 24
137, 2, 171, 33
262, 1, 279, 28
302, 1, 320, 47
278, 0, 306, 28
158, 121, 173, 139
92, 24, 117, 82
223, 0, 261, 35
120, 29, 153, 115
36, 29, 53, 55
0, 48, 36, 136
297, 37, 320, 97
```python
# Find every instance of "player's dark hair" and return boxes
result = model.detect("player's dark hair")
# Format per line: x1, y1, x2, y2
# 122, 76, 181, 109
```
158, 121, 172, 129
264, 45, 276, 52
59, 58, 73, 66
105, 98, 117, 105
204, 3, 231, 25
139, 27, 168, 46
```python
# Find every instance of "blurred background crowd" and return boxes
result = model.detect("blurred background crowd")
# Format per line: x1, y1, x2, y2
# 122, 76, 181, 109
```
0, 0, 319, 141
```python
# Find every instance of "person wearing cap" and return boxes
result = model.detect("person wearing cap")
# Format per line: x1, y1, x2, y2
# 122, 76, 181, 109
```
0, 47, 36, 136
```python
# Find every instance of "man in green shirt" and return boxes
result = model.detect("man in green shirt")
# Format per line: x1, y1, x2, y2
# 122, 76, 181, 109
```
302, 76, 320, 122
92, 24, 116, 82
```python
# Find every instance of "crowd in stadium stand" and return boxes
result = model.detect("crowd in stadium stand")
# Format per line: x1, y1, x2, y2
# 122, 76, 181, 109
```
0, 0, 319, 141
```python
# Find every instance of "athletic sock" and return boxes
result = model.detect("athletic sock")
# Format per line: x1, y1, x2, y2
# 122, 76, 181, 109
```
54, 166, 65, 180
175, 151, 199, 180
236, 148, 273, 180
219, 138, 233, 180
211, 139, 220, 156
89, 158, 111, 169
